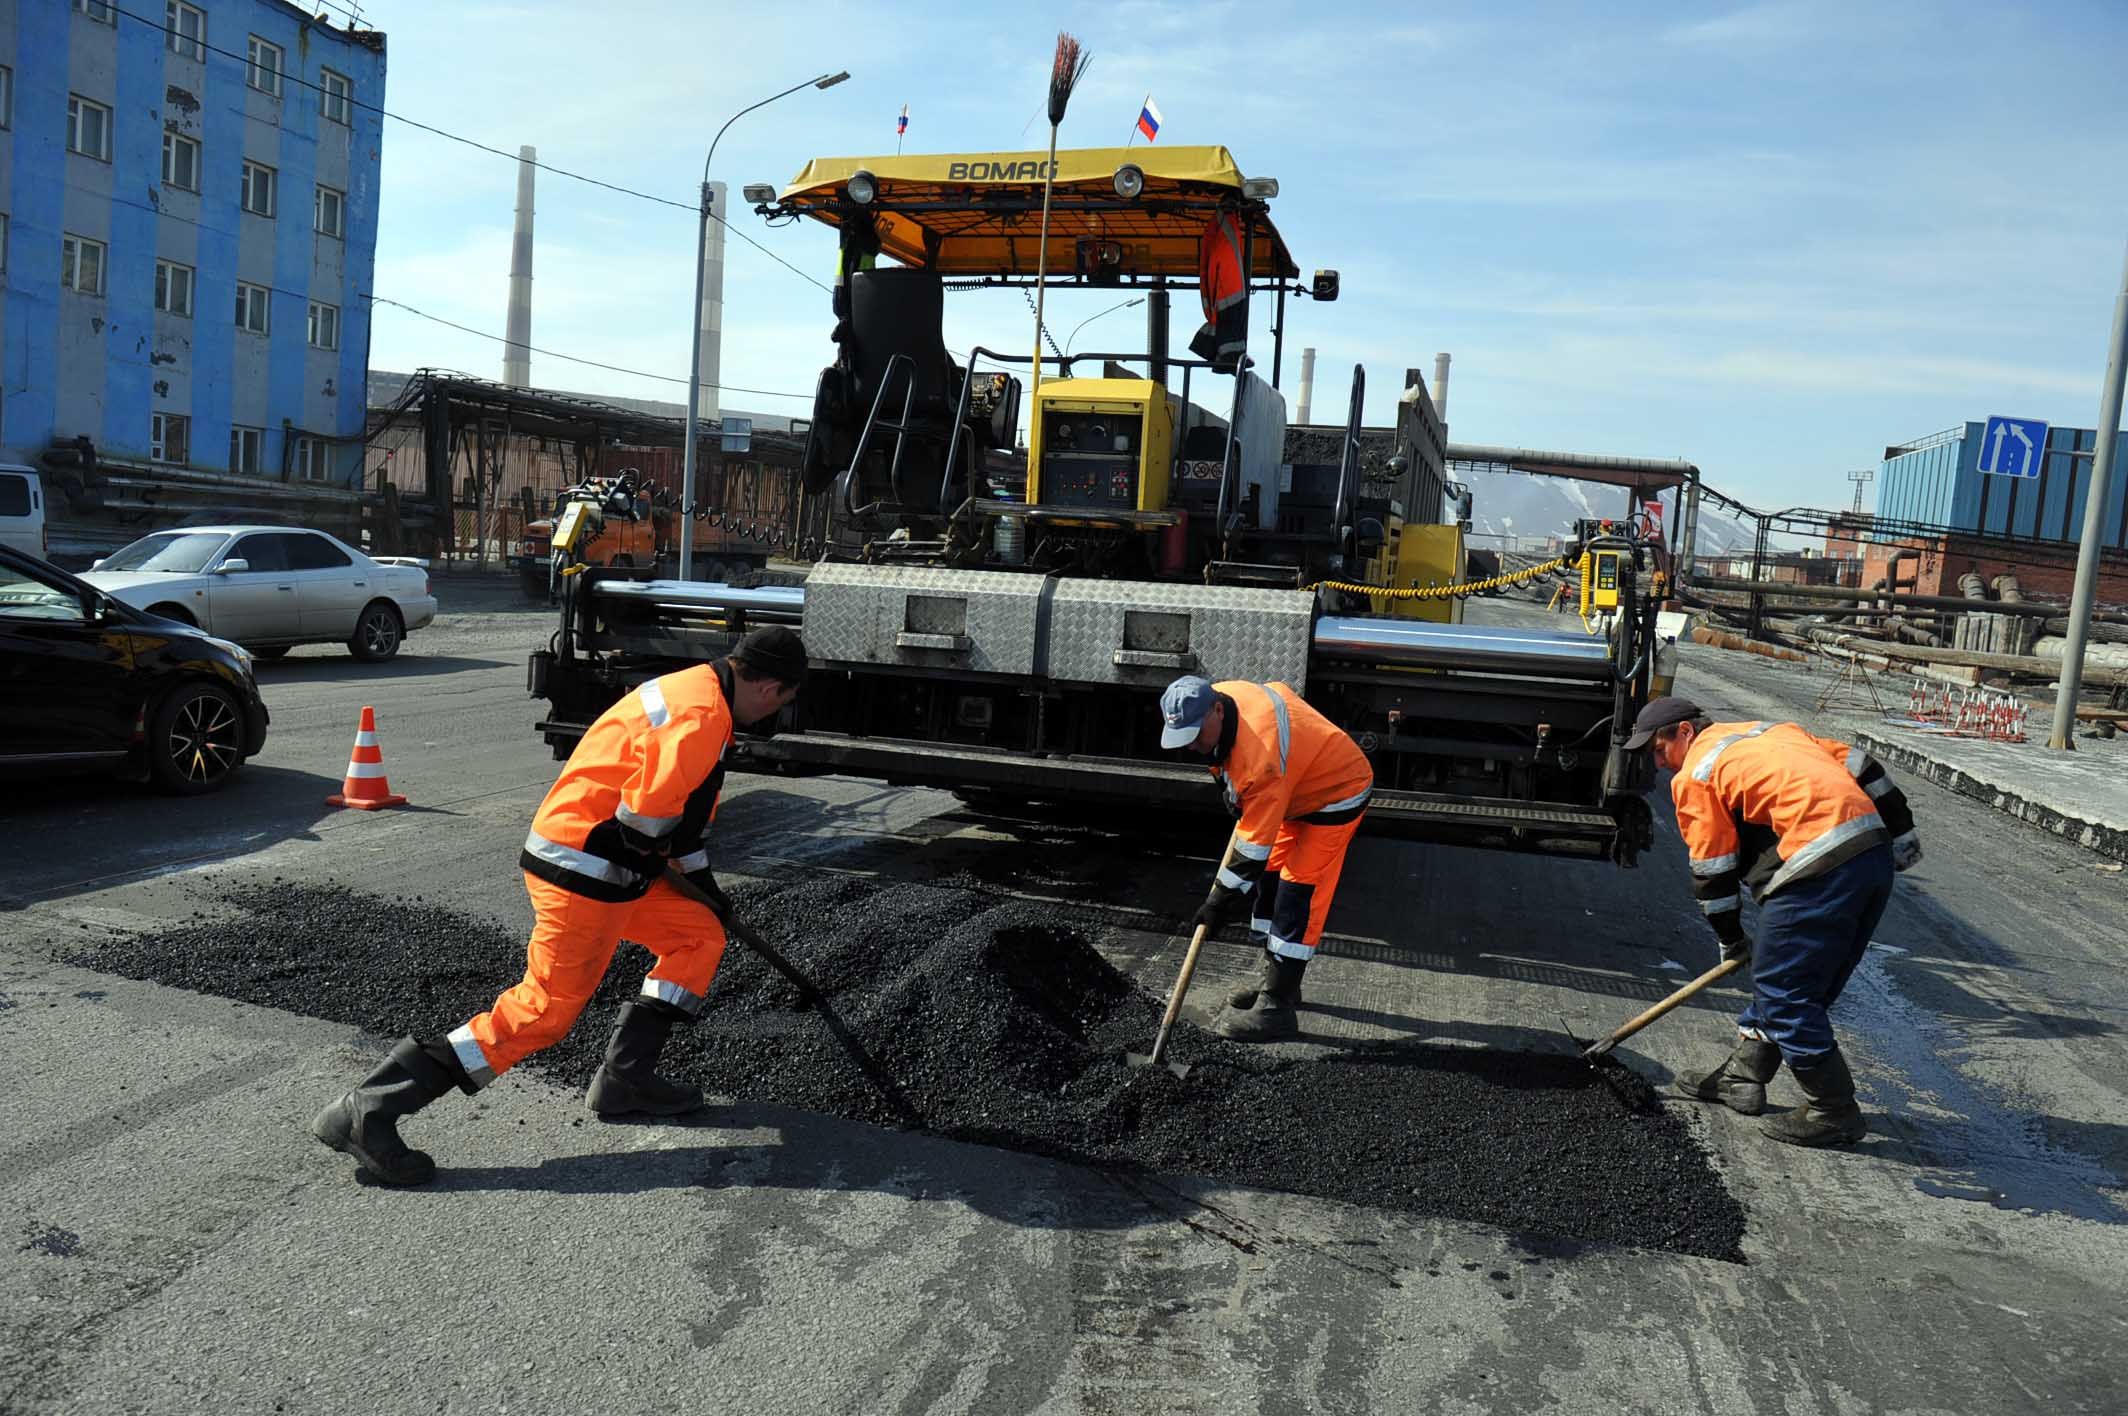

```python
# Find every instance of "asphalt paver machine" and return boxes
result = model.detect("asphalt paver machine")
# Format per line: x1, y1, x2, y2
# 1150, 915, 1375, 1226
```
531, 145, 1661, 862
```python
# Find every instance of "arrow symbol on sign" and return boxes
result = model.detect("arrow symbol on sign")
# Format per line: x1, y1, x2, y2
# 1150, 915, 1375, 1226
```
2008, 421, 2035, 476
1987, 421, 2008, 474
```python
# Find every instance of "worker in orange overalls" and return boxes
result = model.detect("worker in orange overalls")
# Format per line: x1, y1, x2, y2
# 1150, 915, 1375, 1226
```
1158, 674, 1373, 1042
1628, 696, 1921, 1147
310, 625, 809, 1186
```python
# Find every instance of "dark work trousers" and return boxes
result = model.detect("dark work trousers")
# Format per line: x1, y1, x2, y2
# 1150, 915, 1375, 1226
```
1735, 842, 1895, 1064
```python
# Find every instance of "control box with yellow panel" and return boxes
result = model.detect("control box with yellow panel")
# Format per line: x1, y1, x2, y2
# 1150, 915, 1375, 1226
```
1380, 522, 1465, 624
1578, 546, 1624, 616
1027, 378, 1176, 513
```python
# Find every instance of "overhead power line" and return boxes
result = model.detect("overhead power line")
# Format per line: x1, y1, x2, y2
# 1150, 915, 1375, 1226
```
361, 295, 817, 402
110, 4, 832, 294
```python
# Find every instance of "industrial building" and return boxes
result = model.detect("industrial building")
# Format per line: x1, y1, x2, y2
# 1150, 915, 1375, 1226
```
0, 0, 384, 549
1864, 420, 2128, 603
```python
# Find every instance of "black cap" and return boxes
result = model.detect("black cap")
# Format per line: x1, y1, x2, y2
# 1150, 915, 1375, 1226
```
1624, 695, 1702, 750
731, 625, 809, 686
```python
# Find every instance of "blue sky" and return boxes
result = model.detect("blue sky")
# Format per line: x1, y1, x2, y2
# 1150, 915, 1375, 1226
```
359, 0, 2128, 511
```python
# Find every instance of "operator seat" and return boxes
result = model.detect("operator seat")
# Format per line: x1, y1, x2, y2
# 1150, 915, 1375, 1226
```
811, 267, 965, 514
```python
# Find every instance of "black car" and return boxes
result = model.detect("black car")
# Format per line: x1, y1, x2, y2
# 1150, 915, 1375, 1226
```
0, 542, 269, 793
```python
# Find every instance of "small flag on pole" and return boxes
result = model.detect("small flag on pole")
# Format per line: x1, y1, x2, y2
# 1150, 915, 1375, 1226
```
896, 103, 909, 137
1135, 95, 1163, 143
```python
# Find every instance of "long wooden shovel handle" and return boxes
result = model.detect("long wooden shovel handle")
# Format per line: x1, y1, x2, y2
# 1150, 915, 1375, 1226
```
1147, 829, 1244, 1067
1585, 956, 1746, 1057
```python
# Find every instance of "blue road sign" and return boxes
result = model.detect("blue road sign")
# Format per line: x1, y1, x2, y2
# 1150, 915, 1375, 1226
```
1978, 415, 2049, 478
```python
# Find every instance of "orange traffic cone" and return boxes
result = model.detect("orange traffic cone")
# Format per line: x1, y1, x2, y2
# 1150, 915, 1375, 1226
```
326, 706, 408, 810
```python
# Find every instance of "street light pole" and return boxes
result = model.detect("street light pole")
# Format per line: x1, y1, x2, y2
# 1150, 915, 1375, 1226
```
2048, 235, 2128, 749
1063, 296, 1146, 364
679, 69, 849, 581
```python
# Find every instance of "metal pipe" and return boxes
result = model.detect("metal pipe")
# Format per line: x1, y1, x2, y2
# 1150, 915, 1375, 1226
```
591, 579, 806, 617
1311, 617, 1616, 679
2051, 235, 2128, 748
1147, 288, 1170, 390
1689, 575, 2071, 618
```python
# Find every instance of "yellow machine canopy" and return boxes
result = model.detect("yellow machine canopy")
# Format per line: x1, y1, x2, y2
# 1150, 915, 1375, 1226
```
764, 145, 1297, 282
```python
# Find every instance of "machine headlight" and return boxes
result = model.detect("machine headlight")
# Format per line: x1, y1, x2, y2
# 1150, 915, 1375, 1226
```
1113, 163, 1145, 200
741, 182, 777, 205
1242, 176, 1279, 200
847, 170, 878, 205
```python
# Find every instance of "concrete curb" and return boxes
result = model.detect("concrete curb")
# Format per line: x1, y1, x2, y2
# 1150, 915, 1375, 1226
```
1856, 729, 2128, 865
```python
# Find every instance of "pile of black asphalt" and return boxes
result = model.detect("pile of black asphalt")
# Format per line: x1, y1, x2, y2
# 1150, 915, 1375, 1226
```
66, 874, 1745, 1261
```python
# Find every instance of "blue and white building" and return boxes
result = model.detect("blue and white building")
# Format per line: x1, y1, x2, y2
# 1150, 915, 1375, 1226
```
0, 0, 384, 485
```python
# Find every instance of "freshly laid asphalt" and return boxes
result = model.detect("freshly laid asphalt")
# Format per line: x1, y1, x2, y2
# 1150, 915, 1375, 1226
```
67, 872, 1746, 1261
2, 577, 2123, 1414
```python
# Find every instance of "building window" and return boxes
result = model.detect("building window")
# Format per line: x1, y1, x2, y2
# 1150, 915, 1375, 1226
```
230, 426, 264, 474
0, 66, 13, 129
151, 413, 191, 465
67, 95, 113, 162
307, 301, 340, 351
294, 437, 329, 482
247, 37, 283, 97
166, 2, 206, 60
74, 0, 116, 23
155, 259, 195, 316
162, 131, 201, 191
62, 234, 106, 295
235, 281, 271, 334
241, 160, 277, 217
314, 184, 345, 239
320, 68, 352, 125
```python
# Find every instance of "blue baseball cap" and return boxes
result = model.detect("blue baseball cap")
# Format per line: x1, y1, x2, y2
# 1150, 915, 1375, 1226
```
1159, 675, 1218, 749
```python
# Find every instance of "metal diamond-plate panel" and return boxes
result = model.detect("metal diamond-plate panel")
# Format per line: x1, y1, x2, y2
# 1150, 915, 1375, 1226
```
802, 562, 1045, 675
1045, 580, 1315, 689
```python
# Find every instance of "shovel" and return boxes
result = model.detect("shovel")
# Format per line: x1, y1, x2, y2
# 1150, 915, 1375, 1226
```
1128, 830, 1243, 1080
1577, 956, 1746, 1059
661, 865, 923, 1126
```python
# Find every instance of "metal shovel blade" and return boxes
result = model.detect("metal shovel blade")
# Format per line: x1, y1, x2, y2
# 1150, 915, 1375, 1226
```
1125, 1050, 1192, 1080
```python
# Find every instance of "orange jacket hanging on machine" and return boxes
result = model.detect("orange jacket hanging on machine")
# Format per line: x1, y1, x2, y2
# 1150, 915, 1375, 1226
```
1205, 680, 1374, 894
1671, 720, 1908, 944
520, 662, 739, 902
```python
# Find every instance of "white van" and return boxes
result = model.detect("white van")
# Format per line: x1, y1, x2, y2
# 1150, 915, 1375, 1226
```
0, 464, 47, 560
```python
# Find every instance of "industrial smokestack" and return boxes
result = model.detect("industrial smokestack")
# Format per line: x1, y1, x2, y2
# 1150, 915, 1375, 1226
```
1297, 346, 1316, 424
502, 146, 536, 388
1431, 352, 1452, 425
696, 180, 728, 422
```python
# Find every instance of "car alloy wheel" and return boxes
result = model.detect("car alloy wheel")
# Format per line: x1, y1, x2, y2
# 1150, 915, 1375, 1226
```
352, 604, 402, 661
151, 684, 245, 793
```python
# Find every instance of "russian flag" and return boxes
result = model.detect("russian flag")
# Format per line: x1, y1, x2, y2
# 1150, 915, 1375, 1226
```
1136, 96, 1162, 143
897, 104, 908, 136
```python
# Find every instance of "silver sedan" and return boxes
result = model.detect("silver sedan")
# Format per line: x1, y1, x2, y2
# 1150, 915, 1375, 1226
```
81, 526, 437, 661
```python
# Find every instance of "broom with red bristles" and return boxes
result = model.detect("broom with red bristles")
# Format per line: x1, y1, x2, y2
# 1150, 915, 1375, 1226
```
1029, 31, 1091, 397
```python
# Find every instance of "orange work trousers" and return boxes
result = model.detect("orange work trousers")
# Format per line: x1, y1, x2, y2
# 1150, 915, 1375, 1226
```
1246, 814, 1363, 962
445, 871, 728, 1087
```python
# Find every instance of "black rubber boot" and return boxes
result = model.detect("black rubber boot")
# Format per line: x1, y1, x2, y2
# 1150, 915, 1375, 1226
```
586, 999, 705, 1118
1225, 950, 1285, 1011
1762, 1047, 1868, 1147
1672, 1036, 1783, 1116
1215, 956, 1306, 1043
311, 1037, 457, 1186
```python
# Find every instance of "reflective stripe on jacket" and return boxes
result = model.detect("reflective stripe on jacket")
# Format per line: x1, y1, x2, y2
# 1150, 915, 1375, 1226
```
520, 662, 737, 902
1208, 681, 1374, 893
1672, 719, 1889, 940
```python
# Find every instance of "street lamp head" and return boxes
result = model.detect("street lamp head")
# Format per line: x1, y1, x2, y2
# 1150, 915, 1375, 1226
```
816, 71, 851, 89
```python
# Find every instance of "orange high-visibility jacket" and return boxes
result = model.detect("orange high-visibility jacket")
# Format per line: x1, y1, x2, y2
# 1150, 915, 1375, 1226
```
1207, 681, 1374, 893
520, 662, 737, 902
1672, 720, 1911, 942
